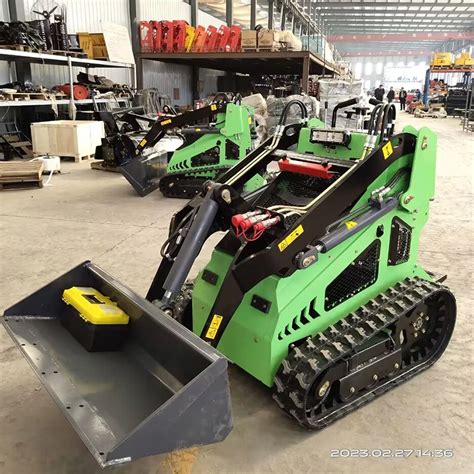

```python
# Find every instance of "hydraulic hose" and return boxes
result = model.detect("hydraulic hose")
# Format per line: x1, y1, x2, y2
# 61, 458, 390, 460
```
226, 99, 308, 187
331, 97, 359, 128
213, 92, 230, 103
381, 103, 397, 141
278, 99, 308, 126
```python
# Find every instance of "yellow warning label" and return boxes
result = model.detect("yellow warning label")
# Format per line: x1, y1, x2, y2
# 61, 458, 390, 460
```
382, 141, 393, 160
345, 220, 358, 230
248, 116, 252, 125
139, 138, 147, 147
210, 104, 217, 111
160, 119, 172, 126
205, 314, 223, 340
278, 224, 304, 252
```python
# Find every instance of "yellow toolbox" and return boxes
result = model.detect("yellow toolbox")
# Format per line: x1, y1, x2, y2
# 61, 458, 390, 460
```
62, 287, 129, 351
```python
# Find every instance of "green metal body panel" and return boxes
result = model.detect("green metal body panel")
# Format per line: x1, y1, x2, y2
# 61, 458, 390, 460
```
192, 124, 437, 387
297, 117, 371, 161
167, 103, 254, 178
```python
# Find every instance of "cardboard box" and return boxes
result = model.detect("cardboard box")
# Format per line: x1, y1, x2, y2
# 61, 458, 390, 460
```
241, 30, 257, 49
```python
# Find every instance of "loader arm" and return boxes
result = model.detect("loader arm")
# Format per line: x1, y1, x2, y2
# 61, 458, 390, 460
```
135, 102, 228, 155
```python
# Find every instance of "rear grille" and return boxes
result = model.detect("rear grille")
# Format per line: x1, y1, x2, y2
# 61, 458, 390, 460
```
388, 217, 412, 265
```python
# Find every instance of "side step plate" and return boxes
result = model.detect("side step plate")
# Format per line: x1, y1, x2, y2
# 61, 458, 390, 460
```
2, 262, 232, 468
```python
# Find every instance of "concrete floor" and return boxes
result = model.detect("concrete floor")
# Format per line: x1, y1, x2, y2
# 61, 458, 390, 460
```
0, 113, 472, 474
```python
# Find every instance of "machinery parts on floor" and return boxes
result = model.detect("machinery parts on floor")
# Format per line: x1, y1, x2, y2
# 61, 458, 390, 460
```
3, 110, 456, 467
414, 106, 447, 119
119, 93, 266, 198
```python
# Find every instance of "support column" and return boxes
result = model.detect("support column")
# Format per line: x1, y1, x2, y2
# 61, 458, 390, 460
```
190, 0, 198, 27
268, 0, 274, 29
191, 1, 199, 103
250, 0, 257, 29
302, 54, 310, 93
226, 0, 233, 26
129, 0, 139, 54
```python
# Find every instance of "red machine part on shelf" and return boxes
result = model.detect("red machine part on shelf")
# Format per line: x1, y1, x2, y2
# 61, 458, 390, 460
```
173, 20, 188, 52
160, 20, 174, 53
191, 25, 206, 52
139, 21, 154, 52
204, 25, 219, 52
152, 21, 162, 52
57, 84, 89, 100
278, 158, 334, 180
216, 25, 231, 52
227, 25, 241, 52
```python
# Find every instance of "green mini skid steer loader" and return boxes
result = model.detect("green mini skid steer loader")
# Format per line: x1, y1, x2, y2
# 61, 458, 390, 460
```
3, 100, 456, 467
120, 94, 263, 198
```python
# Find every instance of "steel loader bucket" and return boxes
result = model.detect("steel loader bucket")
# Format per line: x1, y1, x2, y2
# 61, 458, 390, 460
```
121, 151, 168, 197
2, 262, 232, 468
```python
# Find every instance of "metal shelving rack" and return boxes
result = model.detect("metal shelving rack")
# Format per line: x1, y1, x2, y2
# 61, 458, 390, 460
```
0, 48, 136, 114
422, 66, 473, 105
462, 81, 474, 132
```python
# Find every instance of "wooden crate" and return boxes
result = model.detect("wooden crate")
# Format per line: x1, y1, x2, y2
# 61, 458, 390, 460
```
0, 161, 43, 190
31, 120, 105, 163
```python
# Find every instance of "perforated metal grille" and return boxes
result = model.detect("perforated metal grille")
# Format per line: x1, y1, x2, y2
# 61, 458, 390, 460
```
277, 298, 320, 341
325, 240, 381, 311
388, 218, 412, 265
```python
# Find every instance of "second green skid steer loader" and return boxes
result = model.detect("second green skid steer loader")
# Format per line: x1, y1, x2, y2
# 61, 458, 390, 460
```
3, 100, 456, 467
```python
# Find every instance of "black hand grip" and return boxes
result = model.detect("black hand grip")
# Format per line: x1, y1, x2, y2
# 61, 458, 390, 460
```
369, 98, 383, 105
331, 97, 359, 127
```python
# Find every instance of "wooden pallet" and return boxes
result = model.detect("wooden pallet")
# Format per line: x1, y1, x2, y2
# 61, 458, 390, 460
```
241, 46, 281, 53
50, 49, 88, 58
1, 134, 33, 158
0, 45, 87, 58
0, 91, 62, 101
0, 161, 43, 190
0, 44, 35, 52
90, 160, 121, 173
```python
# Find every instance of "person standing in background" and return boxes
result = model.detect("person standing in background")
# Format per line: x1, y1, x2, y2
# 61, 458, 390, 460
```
399, 87, 407, 110
387, 87, 395, 103
374, 84, 385, 101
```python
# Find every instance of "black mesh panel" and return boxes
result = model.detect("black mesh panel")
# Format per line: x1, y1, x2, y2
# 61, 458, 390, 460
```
325, 240, 381, 310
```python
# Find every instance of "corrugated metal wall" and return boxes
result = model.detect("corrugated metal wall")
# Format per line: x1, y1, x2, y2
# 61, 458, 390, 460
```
22, 0, 131, 87
138, 0, 192, 105
197, 6, 227, 99
1, 0, 231, 106
138, 0, 228, 105
0, 1, 10, 84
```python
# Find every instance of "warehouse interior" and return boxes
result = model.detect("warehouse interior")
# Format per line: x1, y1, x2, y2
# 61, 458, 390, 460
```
0, 1, 473, 473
